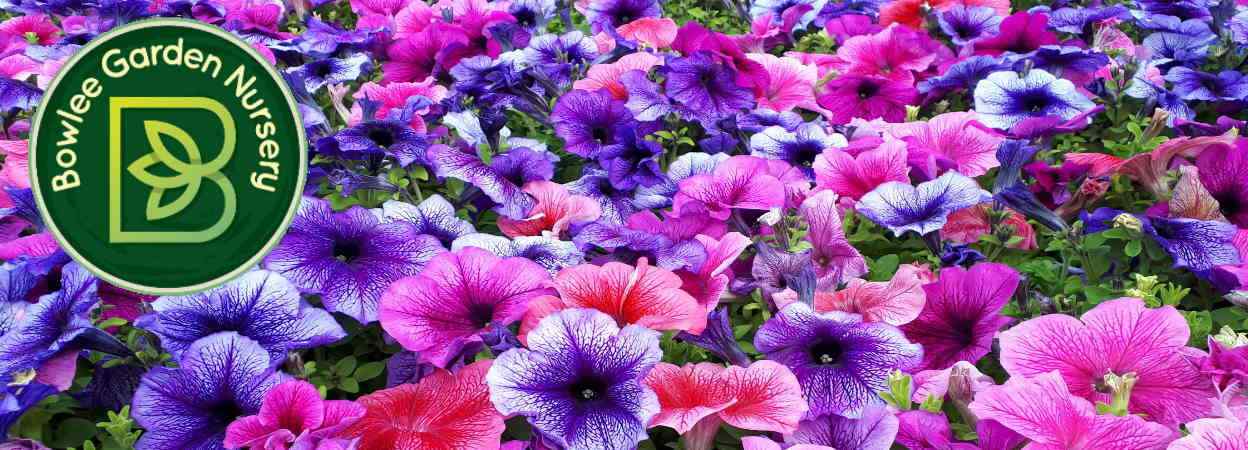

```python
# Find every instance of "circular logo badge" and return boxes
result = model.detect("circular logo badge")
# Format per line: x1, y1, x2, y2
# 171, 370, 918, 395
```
31, 19, 306, 295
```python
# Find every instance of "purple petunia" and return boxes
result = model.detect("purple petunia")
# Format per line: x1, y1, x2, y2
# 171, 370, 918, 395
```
382, 195, 477, 248
1165, 67, 1248, 102
901, 262, 1019, 371
754, 302, 922, 418
551, 89, 636, 159
132, 332, 287, 450
135, 270, 346, 366
937, 6, 1001, 45
263, 197, 444, 324
486, 308, 661, 450
856, 171, 992, 237
664, 51, 756, 123
973, 69, 1096, 131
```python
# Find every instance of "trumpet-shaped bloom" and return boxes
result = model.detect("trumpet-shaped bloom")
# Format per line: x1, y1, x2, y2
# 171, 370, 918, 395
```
814, 263, 927, 326
137, 271, 346, 366
755, 302, 922, 418
747, 53, 817, 112
974, 69, 1095, 131
224, 380, 364, 450
789, 403, 899, 450
884, 112, 1003, 177
675, 155, 785, 220
487, 308, 661, 450
551, 89, 635, 159
133, 333, 289, 450
643, 360, 807, 434
813, 141, 910, 201
381, 195, 476, 248
998, 297, 1214, 426
263, 197, 443, 323
818, 75, 918, 125
497, 181, 602, 238
833, 24, 938, 82
344, 360, 504, 450
968, 371, 1175, 450
856, 171, 992, 237
379, 248, 554, 367
901, 263, 1018, 370
548, 258, 705, 333
665, 51, 756, 123
1195, 139, 1248, 228
800, 191, 867, 285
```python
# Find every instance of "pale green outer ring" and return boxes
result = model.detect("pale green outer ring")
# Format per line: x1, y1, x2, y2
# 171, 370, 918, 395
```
29, 18, 308, 296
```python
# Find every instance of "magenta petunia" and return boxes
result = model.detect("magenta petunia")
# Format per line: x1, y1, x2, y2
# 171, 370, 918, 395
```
969, 371, 1175, 450
817, 75, 918, 125
998, 297, 1215, 426
832, 24, 939, 83
378, 248, 555, 367
883, 112, 1004, 177
675, 155, 786, 220
901, 262, 1018, 371
224, 380, 364, 450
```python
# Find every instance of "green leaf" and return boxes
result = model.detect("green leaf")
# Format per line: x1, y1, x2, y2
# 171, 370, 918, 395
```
339, 377, 360, 393
48, 417, 97, 448
1124, 239, 1142, 257
334, 356, 358, 376
1183, 311, 1212, 347
354, 362, 385, 382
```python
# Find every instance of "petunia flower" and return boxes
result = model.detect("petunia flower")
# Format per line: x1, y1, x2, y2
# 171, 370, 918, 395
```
286, 53, 371, 94
973, 69, 1096, 131
788, 403, 899, 450
0, 263, 127, 392
972, 11, 1057, 56
579, 0, 660, 31
1195, 138, 1248, 228
814, 263, 928, 326
878, 0, 1009, 29
379, 248, 554, 367
746, 53, 819, 113
427, 143, 536, 220
883, 112, 1003, 177
616, 17, 678, 48
263, 197, 444, 324
918, 56, 1012, 95
381, 195, 476, 249
133, 333, 289, 450
943, 203, 1037, 249
551, 89, 635, 159
901, 262, 1018, 371
755, 302, 923, 418
137, 270, 346, 366
573, 52, 663, 100
998, 297, 1215, 426
451, 233, 584, 275
344, 360, 504, 450
800, 191, 867, 286
856, 171, 992, 237
224, 380, 364, 450
832, 24, 939, 83
1169, 417, 1248, 450
817, 74, 918, 125
813, 140, 910, 201
487, 308, 662, 450
644, 361, 807, 448
937, 5, 1002, 45
597, 123, 665, 190
498, 181, 602, 238
750, 123, 843, 174
675, 155, 786, 220
741, 437, 834, 450
664, 51, 756, 123
534, 257, 705, 334
968, 371, 1175, 449
1083, 208, 1240, 276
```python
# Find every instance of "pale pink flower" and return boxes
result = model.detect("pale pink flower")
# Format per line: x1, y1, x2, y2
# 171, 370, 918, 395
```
813, 140, 910, 201
883, 112, 1004, 177
747, 53, 819, 113
573, 52, 663, 99
617, 18, 678, 48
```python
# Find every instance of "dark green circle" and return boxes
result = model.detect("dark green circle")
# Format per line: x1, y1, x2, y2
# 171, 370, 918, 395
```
30, 19, 305, 295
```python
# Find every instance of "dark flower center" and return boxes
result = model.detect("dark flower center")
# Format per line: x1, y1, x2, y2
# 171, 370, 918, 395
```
569, 377, 608, 402
591, 127, 610, 142
333, 240, 362, 263
467, 303, 495, 328
313, 61, 333, 78
1018, 91, 1052, 113
367, 127, 395, 148
856, 81, 880, 99
809, 338, 844, 365
513, 8, 536, 27
1215, 191, 1243, 217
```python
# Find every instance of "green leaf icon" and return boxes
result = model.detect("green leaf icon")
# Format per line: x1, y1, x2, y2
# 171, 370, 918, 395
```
127, 120, 232, 221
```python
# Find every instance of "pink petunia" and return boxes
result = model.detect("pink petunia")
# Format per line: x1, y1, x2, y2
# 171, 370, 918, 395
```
832, 24, 939, 83
616, 18, 678, 48
902, 262, 1019, 371
379, 248, 556, 367
351, 79, 448, 132
497, 181, 601, 238
225, 380, 365, 450
943, 204, 1038, 250
817, 75, 918, 125
813, 140, 910, 201
896, 410, 978, 450
0, 140, 27, 190
969, 371, 1175, 450
678, 232, 751, 314
546, 258, 705, 333
1168, 417, 1248, 450
815, 263, 927, 326
0, 15, 58, 56
675, 156, 786, 220
799, 190, 867, 286
573, 52, 663, 100
998, 297, 1215, 426
746, 53, 819, 113
644, 360, 807, 447
742, 437, 835, 450
344, 360, 504, 450
883, 112, 1003, 177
